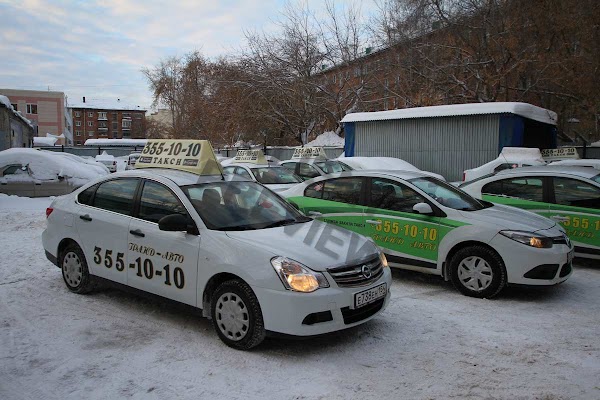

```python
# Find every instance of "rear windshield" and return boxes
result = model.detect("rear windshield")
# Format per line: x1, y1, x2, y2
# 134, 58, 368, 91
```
315, 161, 353, 174
251, 167, 302, 184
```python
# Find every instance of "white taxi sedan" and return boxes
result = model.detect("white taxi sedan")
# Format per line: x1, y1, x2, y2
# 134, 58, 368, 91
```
42, 140, 391, 350
283, 170, 574, 298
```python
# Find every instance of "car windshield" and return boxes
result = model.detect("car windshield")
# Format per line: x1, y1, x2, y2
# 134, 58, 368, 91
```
182, 181, 310, 231
409, 177, 487, 211
251, 167, 302, 184
315, 160, 353, 174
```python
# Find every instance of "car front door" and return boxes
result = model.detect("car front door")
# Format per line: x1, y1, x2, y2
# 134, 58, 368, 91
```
74, 178, 140, 285
127, 179, 200, 305
364, 178, 442, 271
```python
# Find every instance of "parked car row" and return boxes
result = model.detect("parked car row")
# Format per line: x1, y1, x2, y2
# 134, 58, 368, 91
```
41, 140, 593, 352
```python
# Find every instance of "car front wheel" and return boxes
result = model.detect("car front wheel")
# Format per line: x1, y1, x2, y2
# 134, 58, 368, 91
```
449, 245, 507, 299
210, 279, 266, 350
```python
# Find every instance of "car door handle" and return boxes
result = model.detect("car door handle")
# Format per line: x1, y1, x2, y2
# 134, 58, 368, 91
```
366, 220, 382, 225
79, 214, 92, 222
550, 215, 570, 223
308, 211, 322, 216
130, 229, 145, 238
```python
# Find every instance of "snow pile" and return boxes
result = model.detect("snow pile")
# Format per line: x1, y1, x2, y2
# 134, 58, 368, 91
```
45, 151, 110, 174
0, 193, 53, 211
591, 140, 600, 147
306, 131, 344, 147
499, 147, 544, 162
95, 151, 115, 161
33, 137, 58, 146
0, 148, 108, 185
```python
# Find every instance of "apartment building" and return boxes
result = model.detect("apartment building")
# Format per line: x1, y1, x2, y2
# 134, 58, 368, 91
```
68, 98, 147, 146
0, 88, 72, 141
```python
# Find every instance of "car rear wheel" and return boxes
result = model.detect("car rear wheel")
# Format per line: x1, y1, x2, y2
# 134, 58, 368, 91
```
449, 246, 506, 299
210, 279, 266, 350
60, 243, 94, 294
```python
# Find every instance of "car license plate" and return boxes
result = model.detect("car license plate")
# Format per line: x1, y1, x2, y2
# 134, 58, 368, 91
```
354, 283, 387, 308
567, 250, 574, 264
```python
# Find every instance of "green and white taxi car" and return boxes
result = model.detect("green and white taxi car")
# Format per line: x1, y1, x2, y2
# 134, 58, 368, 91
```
460, 166, 600, 260
42, 140, 391, 350
282, 170, 574, 298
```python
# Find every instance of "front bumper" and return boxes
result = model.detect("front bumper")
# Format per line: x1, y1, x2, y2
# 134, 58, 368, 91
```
254, 267, 392, 336
490, 234, 573, 286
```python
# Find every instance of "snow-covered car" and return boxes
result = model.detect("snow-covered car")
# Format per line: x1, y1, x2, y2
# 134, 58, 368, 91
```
338, 156, 446, 181
463, 147, 546, 181
280, 147, 353, 180
126, 152, 142, 170
46, 151, 110, 175
95, 151, 118, 172
548, 159, 600, 170
459, 165, 600, 259
222, 150, 303, 192
42, 140, 391, 350
0, 148, 109, 197
282, 170, 573, 298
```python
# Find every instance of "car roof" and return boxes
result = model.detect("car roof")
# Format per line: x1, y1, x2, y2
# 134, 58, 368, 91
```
112, 168, 247, 186
493, 165, 600, 179
306, 169, 434, 181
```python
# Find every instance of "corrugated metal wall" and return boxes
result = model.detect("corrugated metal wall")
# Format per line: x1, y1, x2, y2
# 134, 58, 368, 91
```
354, 115, 500, 181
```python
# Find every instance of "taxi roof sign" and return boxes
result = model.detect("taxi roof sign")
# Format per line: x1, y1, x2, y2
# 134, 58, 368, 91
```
233, 149, 268, 164
291, 147, 328, 160
136, 139, 223, 176
541, 147, 580, 161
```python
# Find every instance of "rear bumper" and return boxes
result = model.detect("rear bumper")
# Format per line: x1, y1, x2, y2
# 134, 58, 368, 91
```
45, 250, 58, 267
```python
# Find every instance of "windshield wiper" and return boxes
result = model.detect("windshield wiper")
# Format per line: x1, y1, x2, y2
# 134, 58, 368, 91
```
263, 219, 298, 229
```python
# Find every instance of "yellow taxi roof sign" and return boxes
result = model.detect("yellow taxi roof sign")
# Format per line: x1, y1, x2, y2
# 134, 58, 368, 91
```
233, 149, 268, 164
136, 139, 223, 176
291, 147, 328, 160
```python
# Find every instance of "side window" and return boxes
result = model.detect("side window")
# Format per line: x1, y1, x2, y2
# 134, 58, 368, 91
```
93, 179, 139, 215
298, 163, 320, 179
305, 181, 325, 199
321, 177, 362, 205
493, 163, 516, 173
553, 178, 600, 209
281, 162, 296, 172
138, 181, 188, 223
235, 167, 253, 180
78, 184, 99, 206
1, 165, 25, 176
222, 167, 236, 175
369, 178, 426, 212
482, 177, 544, 202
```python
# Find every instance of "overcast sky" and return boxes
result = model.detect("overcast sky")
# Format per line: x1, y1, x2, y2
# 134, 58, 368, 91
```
0, 0, 376, 111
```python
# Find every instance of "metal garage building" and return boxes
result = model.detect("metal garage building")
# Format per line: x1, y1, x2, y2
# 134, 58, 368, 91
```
342, 102, 558, 181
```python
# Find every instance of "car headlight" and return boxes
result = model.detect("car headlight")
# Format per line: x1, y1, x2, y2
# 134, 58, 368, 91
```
270, 256, 329, 292
499, 230, 553, 248
379, 252, 389, 268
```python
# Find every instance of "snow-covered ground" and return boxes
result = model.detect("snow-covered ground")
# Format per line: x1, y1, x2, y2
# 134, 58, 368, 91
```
1, 195, 599, 400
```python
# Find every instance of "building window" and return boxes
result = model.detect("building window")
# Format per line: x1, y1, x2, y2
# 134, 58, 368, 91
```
87, 121, 94, 127
98, 121, 108, 128
75, 111, 80, 117
11, 103, 17, 111
98, 112, 107, 120
113, 131, 119, 138
76, 141, 82, 145
26, 104, 38, 114
111, 112, 117, 119
112, 121, 118, 129
87, 112, 93, 117
123, 113, 131, 118
122, 119, 132, 129
75, 121, 81, 127
76, 131, 81, 136
88, 131, 94, 137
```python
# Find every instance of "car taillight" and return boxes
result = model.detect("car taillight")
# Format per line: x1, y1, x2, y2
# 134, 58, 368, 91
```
462, 172, 466, 181
46, 207, 54, 218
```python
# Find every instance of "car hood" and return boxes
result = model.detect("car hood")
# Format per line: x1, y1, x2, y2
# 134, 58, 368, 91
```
458, 204, 557, 233
225, 220, 379, 271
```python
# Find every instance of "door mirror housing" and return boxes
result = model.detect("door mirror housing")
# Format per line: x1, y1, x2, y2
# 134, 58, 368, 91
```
158, 214, 199, 235
413, 202, 434, 215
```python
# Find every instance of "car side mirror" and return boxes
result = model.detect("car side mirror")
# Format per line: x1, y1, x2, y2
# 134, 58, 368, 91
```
158, 214, 199, 235
413, 202, 434, 215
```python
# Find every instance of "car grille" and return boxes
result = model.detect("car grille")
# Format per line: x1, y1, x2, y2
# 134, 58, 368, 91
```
327, 256, 383, 287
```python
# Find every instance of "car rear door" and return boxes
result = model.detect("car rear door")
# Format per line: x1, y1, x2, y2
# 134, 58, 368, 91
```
74, 178, 140, 285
